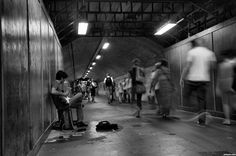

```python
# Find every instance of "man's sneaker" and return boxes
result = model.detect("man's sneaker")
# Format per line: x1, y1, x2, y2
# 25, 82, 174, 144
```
222, 119, 231, 125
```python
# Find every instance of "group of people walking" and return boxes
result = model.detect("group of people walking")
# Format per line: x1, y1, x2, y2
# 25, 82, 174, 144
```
51, 39, 236, 129
104, 39, 236, 125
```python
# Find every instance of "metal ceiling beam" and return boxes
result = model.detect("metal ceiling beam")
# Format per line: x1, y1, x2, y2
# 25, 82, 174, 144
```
45, 0, 189, 2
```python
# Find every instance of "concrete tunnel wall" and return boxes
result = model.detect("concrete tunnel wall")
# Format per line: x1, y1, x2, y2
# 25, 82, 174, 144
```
1, 0, 63, 156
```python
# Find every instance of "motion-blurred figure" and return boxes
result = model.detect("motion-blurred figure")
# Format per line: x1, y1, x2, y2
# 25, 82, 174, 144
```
150, 59, 174, 118
180, 40, 216, 125
130, 58, 146, 118
216, 49, 236, 125
149, 62, 161, 113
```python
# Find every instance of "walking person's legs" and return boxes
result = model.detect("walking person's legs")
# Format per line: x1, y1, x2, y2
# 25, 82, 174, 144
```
196, 82, 208, 124
135, 93, 142, 118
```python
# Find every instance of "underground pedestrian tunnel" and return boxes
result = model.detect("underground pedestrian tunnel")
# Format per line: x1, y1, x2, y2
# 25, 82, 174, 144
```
1, 0, 236, 156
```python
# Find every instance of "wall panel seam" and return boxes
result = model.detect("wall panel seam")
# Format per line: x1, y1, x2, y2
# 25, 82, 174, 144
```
0, 0, 4, 155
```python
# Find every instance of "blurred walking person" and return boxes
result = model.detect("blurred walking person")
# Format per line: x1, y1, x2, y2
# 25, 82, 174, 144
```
180, 40, 216, 125
130, 58, 146, 118
216, 49, 236, 125
150, 59, 174, 118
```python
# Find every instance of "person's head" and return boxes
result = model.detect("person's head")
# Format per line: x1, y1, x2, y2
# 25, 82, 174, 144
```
190, 40, 199, 48
56, 70, 68, 83
106, 73, 110, 77
220, 49, 236, 61
160, 59, 168, 67
132, 58, 141, 66
154, 62, 161, 69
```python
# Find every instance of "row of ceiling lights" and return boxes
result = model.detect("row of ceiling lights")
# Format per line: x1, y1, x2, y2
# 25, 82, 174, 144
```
77, 18, 184, 36
84, 42, 110, 77
77, 18, 184, 78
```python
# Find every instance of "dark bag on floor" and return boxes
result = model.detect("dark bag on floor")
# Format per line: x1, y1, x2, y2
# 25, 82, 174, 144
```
96, 121, 118, 131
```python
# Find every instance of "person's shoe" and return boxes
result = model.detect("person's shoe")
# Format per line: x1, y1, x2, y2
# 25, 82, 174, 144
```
222, 119, 231, 125
197, 119, 206, 126
76, 121, 88, 127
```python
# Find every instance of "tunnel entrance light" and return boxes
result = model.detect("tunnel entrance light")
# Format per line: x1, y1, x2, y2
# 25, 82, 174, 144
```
96, 55, 101, 60
102, 42, 110, 49
78, 22, 88, 35
154, 18, 184, 35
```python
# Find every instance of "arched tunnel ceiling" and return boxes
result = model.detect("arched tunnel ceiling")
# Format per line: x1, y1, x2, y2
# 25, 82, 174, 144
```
63, 37, 163, 82
42, 0, 236, 81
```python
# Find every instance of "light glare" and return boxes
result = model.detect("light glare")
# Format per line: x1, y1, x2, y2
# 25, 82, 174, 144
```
78, 22, 88, 35
96, 55, 101, 60
92, 62, 96, 66
154, 23, 176, 35
102, 42, 110, 49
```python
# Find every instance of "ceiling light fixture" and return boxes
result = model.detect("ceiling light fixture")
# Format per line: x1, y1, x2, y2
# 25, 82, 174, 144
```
89, 67, 93, 70
78, 22, 88, 35
96, 55, 101, 60
92, 62, 96, 66
154, 18, 184, 35
102, 42, 110, 49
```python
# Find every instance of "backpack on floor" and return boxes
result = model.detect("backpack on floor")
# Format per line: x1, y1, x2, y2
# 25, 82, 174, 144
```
96, 121, 118, 131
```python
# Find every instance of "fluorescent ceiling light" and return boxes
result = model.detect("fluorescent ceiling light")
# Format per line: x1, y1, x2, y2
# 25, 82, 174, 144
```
89, 67, 93, 70
92, 62, 96, 66
78, 22, 88, 35
96, 55, 101, 60
154, 23, 176, 35
102, 42, 110, 49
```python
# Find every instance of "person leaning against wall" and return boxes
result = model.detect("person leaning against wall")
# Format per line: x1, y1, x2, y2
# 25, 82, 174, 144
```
180, 40, 216, 125
51, 70, 88, 127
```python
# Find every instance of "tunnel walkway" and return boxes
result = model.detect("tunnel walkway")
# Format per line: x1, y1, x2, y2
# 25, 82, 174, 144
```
38, 96, 236, 156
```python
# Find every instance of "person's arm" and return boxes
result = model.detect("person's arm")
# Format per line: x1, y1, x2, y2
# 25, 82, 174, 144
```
51, 86, 67, 96
180, 62, 191, 87
150, 70, 158, 92
209, 53, 217, 82
180, 52, 192, 87
63, 81, 71, 97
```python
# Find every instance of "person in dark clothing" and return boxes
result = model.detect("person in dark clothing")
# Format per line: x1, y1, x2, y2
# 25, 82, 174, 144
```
150, 59, 174, 118
130, 58, 146, 118
104, 73, 114, 103
90, 79, 97, 102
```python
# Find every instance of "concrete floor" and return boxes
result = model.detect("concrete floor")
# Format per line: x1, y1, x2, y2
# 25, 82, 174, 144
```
38, 96, 236, 156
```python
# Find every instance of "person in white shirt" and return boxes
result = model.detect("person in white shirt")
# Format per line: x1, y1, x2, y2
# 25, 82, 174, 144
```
180, 40, 216, 125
